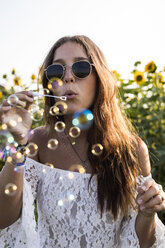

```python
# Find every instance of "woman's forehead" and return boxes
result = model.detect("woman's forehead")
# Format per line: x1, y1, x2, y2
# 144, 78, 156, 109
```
53, 42, 88, 61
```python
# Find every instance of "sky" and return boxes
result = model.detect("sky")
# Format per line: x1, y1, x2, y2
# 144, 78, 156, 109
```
0, 0, 165, 89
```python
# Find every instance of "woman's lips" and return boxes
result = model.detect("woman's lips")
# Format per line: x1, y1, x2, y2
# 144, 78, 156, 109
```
65, 93, 77, 99
64, 90, 77, 99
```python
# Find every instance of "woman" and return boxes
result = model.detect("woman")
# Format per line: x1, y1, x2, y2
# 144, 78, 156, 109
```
0, 35, 165, 248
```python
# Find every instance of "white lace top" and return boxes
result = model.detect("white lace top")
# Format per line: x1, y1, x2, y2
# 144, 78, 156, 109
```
0, 157, 165, 248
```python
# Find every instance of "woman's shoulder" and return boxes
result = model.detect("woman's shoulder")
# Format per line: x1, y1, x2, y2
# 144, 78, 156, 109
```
135, 137, 151, 177
28, 126, 49, 143
27, 126, 49, 161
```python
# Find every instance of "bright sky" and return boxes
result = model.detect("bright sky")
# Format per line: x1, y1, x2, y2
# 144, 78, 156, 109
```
0, 0, 165, 88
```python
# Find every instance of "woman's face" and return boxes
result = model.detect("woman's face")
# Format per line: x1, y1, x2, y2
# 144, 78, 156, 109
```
52, 42, 97, 115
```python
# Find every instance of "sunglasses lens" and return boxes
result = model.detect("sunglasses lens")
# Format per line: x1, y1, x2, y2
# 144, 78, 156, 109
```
46, 65, 63, 80
72, 61, 91, 78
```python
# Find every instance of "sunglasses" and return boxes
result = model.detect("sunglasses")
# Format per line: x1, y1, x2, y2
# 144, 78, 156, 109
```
45, 60, 94, 81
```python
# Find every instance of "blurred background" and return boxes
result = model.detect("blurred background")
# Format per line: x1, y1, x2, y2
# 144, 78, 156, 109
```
0, 0, 165, 84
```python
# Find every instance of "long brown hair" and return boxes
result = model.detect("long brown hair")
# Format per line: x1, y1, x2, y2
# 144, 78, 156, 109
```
40, 35, 141, 219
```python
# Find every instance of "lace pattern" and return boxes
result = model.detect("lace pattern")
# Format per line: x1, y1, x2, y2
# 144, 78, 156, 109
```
0, 157, 165, 248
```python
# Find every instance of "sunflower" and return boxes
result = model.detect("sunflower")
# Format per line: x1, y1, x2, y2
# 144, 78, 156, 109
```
163, 66, 165, 72
13, 76, 22, 86
112, 70, 121, 80
134, 71, 146, 85
11, 69, 15, 75
3, 74, 7, 79
144, 61, 156, 73
152, 73, 164, 84
31, 74, 36, 80
0, 91, 2, 98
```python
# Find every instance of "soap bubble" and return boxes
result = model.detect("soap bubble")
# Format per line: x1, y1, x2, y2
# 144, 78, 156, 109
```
69, 164, 85, 174
45, 162, 54, 169
1, 124, 7, 130
4, 183, 17, 196
54, 101, 68, 116
49, 105, 59, 116
29, 104, 44, 121
8, 120, 17, 127
91, 144, 103, 156
54, 121, 65, 132
57, 199, 64, 206
7, 94, 19, 106
43, 88, 50, 94
69, 127, 81, 138
48, 78, 63, 92
72, 109, 93, 130
6, 156, 13, 163
0, 130, 16, 160
16, 145, 29, 157
26, 142, 38, 157
47, 139, 58, 150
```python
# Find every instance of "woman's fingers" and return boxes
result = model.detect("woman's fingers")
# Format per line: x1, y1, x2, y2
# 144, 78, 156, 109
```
2, 91, 33, 106
137, 178, 165, 214
137, 177, 155, 192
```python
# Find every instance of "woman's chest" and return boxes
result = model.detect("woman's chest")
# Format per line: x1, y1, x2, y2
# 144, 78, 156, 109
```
38, 137, 92, 173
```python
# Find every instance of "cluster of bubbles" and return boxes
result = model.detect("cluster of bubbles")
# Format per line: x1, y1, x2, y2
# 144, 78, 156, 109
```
49, 101, 68, 116
2, 87, 104, 200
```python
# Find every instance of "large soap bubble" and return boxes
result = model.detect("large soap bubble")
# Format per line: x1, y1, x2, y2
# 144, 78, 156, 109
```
72, 109, 93, 130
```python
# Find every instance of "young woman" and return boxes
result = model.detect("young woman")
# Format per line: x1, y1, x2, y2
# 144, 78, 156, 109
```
0, 35, 165, 248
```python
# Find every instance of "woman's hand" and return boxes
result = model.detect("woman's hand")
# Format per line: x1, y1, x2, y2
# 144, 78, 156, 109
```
0, 91, 34, 144
137, 177, 165, 217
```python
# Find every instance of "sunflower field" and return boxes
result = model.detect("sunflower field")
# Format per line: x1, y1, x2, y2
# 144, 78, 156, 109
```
0, 61, 165, 223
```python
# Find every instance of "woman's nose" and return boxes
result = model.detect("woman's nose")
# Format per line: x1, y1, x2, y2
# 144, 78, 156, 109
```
63, 66, 75, 83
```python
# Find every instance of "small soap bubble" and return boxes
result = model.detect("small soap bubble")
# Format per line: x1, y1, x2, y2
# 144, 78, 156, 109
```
4, 183, 17, 196
54, 101, 68, 116
26, 142, 38, 157
31, 109, 44, 122
72, 109, 93, 130
58, 199, 64, 206
49, 105, 59, 116
17, 117, 22, 123
47, 139, 58, 150
6, 156, 13, 163
68, 172, 74, 179
48, 78, 63, 92
45, 162, 54, 169
91, 144, 103, 156
29, 104, 43, 121
7, 136, 14, 143
48, 78, 63, 91
68, 194, 75, 201
42, 168, 46, 173
69, 164, 85, 174
54, 121, 66, 132
9, 120, 17, 127
16, 146, 27, 156
43, 88, 50, 94
2, 124, 7, 130
7, 94, 19, 106
69, 127, 81, 138
0, 130, 15, 159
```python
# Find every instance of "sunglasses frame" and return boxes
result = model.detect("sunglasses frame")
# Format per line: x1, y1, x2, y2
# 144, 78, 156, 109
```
44, 60, 94, 81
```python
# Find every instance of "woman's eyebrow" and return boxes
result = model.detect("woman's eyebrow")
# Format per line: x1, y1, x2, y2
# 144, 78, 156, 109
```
53, 56, 89, 63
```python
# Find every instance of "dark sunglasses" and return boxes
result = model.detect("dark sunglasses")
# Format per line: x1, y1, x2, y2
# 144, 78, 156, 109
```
45, 60, 94, 81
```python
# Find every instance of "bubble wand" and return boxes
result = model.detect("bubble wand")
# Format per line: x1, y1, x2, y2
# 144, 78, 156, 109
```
32, 92, 67, 101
